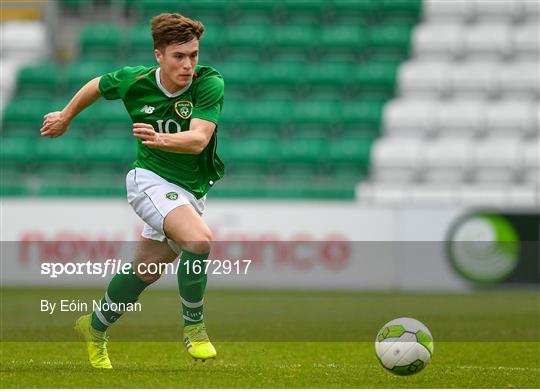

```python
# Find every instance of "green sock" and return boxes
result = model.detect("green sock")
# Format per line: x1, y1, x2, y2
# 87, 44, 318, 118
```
91, 263, 151, 332
178, 250, 209, 326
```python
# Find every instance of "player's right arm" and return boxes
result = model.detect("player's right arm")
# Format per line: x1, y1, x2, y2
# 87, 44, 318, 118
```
40, 77, 102, 138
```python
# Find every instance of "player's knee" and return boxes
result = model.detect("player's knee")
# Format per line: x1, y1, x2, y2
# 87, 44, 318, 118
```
181, 229, 213, 254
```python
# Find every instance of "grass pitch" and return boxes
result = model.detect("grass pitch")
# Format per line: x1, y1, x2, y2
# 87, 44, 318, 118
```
1, 288, 539, 388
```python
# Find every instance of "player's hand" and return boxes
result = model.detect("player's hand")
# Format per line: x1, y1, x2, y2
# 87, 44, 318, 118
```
133, 123, 164, 148
40, 111, 70, 138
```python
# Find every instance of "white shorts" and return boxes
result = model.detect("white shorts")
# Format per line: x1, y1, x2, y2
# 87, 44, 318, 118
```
126, 168, 206, 242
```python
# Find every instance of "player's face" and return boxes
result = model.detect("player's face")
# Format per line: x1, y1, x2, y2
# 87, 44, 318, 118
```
154, 38, 199, 91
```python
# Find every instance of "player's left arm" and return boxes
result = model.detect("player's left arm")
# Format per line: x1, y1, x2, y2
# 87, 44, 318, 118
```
132, 119, 215, 154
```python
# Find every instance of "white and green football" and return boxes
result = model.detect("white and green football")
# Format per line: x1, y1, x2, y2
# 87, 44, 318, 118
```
375, 317, 434, 376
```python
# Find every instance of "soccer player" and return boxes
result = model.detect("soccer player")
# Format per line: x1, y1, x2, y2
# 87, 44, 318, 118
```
40, 13, 224, 368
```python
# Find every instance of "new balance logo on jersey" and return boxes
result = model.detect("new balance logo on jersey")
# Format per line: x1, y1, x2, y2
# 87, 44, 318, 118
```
140, 105, 155, 114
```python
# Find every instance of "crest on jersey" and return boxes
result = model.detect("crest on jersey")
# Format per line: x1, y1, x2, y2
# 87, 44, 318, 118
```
165, 191, 178, 201
174, 100, 193, 120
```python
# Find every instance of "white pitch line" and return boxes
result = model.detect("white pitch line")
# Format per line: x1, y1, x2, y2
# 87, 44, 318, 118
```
456, 365, 540, 372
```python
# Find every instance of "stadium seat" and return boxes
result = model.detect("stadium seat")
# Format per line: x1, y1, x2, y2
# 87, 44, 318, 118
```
463, 23, 512, 60
270, 24, 316, 52
423, 139, 473, 183
377, 0, 423, 24
16, 63, 61, 99
223, 137, 275, 165
450, 61, 499, 98
370, 137, 424, 182
522, 143, 539, 185
331, 0, 378, 23
506, 186, 539, 208
2, 98, 55, 133
472, 139, 521, 183
383, 99, 436, 137
258, 60, 305, 89
94, 101, 133, 134
422, 0, 474, 23
353, 61, 399, 98
279, 136, 325, 164
368, 24, 413, 60
216, 60, 260, 88
292, 99, 338, 128
79, 24, 122, 60
242, 99, 291, 127
64, 61, 116, 95
302, 60, 353, 87
472, 0, 524, 22
457, 185, 506, 207
1, 21, 48, 61
35, 136, 83, 164
408, 185, 457, 205
328, 138, 372, 166
318, 24, 368, 50
0, 136, 32, 164
340, 100, 384, 131
498, 61, 540, 99
83, 136, 135, 164
225, 23, 271, 50
412, 23, 465, 59
436, 100, 486, 137
398, 61, 451, 98
484, 100, 538, 137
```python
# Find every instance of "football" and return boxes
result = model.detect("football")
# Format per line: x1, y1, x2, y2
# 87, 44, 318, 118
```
375, 317, 434, 376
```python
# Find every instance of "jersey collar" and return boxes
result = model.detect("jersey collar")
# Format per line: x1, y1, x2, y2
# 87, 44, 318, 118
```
155, 68, 192, 98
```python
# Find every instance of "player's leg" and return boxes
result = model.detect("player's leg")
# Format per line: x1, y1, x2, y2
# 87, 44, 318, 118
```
75, 236, 177, 369
164, 204, 217, 360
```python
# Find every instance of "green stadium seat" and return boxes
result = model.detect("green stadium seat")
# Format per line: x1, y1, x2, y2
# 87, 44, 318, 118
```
64, 61, 116, 95
35, 136, 83, 163
331, 0, 377, 23
328, 138, 372, 166
352, 61, 399, 98
292, 99, 338, 128
133, 0, 187, 20
243, 99, 291, 127
0, 171, 30, 196
94, 101, 132, 134
258, 60, 304, 88
0, 136, 32, 164
339, 100, 384, 130
302, 61, 353, 87
319, 24, 368, 50
2, 98, 56, 133
198, 21, 226, 53
186, 0, 229, 20
368, 24, 413, 60
16, 63, 60, 99
376, 0, 422, 24
79, 24, 122, 60
127, 24, 154, 64
221, 137, 275, 165
229, 0, 278, 21
225, 23, 272, 50
270, 24, 315, 51
216, 60, 259, 87
279, 136, 325, 164
83, 136, 135, 164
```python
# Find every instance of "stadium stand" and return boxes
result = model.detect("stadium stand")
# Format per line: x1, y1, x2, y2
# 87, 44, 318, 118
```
1, 0, 537, 207
359, 0, 539, 207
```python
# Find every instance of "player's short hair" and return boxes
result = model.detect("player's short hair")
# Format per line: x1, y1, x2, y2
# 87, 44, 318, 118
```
151, 13, 204, 50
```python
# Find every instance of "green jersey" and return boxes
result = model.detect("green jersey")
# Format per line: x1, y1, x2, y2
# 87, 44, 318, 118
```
99, 64, 225, 199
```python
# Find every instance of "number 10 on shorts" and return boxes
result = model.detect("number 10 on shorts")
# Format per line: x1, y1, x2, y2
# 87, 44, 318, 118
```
182, 259, 252, 275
